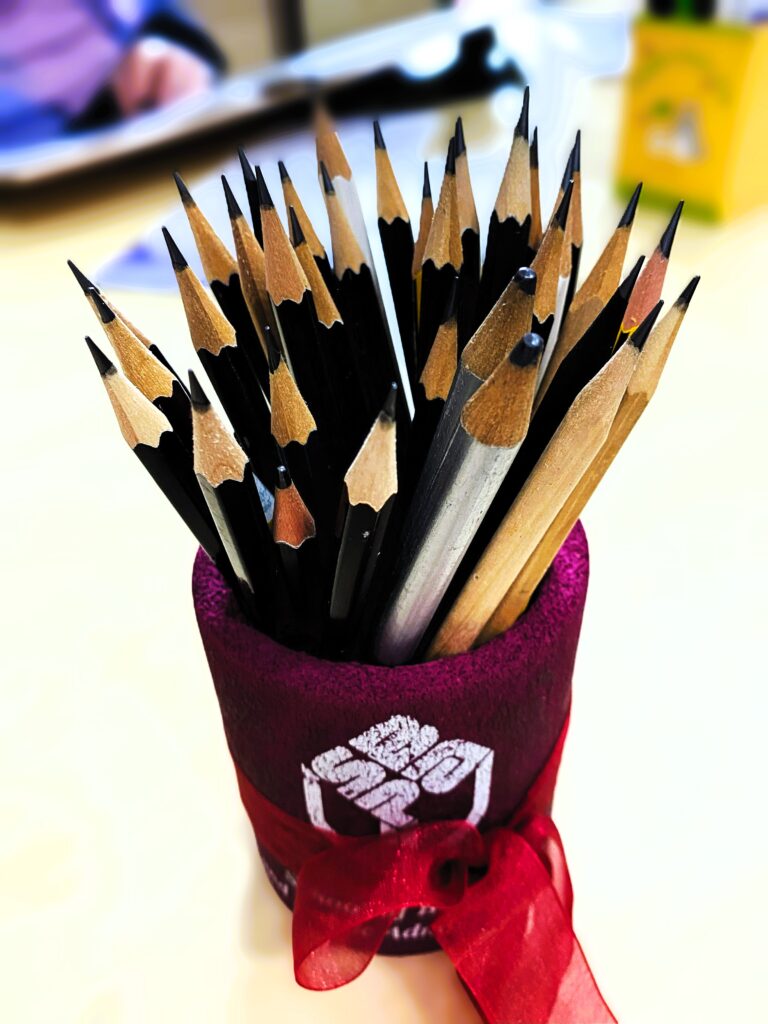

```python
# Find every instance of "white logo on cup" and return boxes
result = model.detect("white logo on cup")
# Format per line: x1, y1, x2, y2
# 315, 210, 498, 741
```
301, 715, 494, 834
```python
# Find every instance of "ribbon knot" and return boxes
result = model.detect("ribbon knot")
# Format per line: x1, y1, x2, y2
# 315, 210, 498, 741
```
234, 717, 616, 1023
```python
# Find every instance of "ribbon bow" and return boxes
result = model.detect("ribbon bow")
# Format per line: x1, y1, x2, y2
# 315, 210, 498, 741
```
234, 717, 616, 1024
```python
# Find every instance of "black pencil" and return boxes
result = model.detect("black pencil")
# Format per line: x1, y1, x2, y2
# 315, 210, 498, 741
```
330, 384, 398, 646
89, 288, 193, 453
322, 161, 406, 431
174, 171, 270, 395
68, 259, 185, 384
477, 87, 533, 322
453, 116, 481, 348
237, 147, 263, 246
272, 464, 324, 648
417, 137, 462, 375
258, 171, 338, 444
288, 205, 367, 468
374, 120, 417, 389
279, 159, 337, 299
86, 337, 222, 567
163, 227, 274, 487
189, 371, 277, 627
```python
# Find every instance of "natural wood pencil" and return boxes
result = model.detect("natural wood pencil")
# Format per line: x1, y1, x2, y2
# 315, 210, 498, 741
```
427, 317, 653, 658
482, 283, 697, 637
529, 126, 543, 250
273, 463, 323, 647
536, 182, 642, 406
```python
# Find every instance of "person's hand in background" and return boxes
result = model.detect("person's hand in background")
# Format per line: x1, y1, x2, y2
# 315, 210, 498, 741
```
111, 35, 215, 116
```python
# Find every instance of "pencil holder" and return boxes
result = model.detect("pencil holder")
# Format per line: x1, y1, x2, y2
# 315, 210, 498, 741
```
193, 520, 589, 957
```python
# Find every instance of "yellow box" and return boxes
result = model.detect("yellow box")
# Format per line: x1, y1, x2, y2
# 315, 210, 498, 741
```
617, 18, 768, 220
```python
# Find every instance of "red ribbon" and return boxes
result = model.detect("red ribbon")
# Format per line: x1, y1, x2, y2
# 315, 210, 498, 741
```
234, 716, 615, 1024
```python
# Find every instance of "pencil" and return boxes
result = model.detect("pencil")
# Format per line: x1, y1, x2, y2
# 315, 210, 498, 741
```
529, 127, 543, 250
483, 280, 698, 636
560, 131, 583, 322
278, 159, 336, 299
189, 370, 276, 627
257, 171, 338, 444
530, 178, 573, 354
536, 182, 642, 404
288, 205, 367, 468
221, 173, 277, 363
273, 463, 324, 648
412, 161, 434, 330
427, 309, 658, 658
330, 384, 398, 638
237, 147, 263, 246
163, 227, 274, 487
477, 87, 532, 322
376, 333, 543, 665
417, 137, 462, 375
374, 120, 417, 388
85, 337, 222, 567
321, 161, 404, 431
615, 201, 683, 349
174, 172, 269, 394
68, 259, 184, 383
453, 116, 481, 348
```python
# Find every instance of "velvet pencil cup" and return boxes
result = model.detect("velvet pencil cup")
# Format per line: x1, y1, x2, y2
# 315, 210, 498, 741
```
192, 520, 589, 955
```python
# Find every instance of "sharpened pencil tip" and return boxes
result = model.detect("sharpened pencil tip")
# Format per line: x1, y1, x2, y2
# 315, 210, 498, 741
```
162, 227, 188, 272
278, 159, 290, 183
514, 266, 537, 296
555, 178, 573, 229
454, 117, 466, 157
619, 255, 645, 300
560, 148, 575, 192
618, 182, 642, 228
677, 275, 700, 308
659, 200, 684, 258
67, 259, 96, 294
85, 335, 115, 376
255, 166, 274, 209
373, 120, 386, 150
631, 300, 663, 351
445, 137, 456, 175
510, 332, 543, 367
221, 175, 242, 220
264, 323, 282, 372
288, 205, 305, 246
89, 287, 115, 324
530, 126, 539, 168
319, 161, 334, 195
188, 370, 211, 409
381, 382, 398, 422
572, 130, 581, 172
237, 147, 255, 182
276, 464, 291, 488
173, 171, 194, 207
422, 161, 431, 199
515, 86, 530, 140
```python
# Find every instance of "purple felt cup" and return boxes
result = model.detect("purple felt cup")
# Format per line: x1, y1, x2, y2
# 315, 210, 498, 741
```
193, 521, 589, 955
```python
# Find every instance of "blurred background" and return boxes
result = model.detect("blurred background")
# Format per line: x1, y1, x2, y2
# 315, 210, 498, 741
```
1, 1, 766, 1022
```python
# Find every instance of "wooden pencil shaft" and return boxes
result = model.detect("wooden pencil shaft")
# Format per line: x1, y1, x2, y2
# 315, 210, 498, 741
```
427, 340, 641, 657
536, 272, 571, 390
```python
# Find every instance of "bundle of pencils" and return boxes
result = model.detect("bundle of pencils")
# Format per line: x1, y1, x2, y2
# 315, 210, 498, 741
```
73, 94, 698, 665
